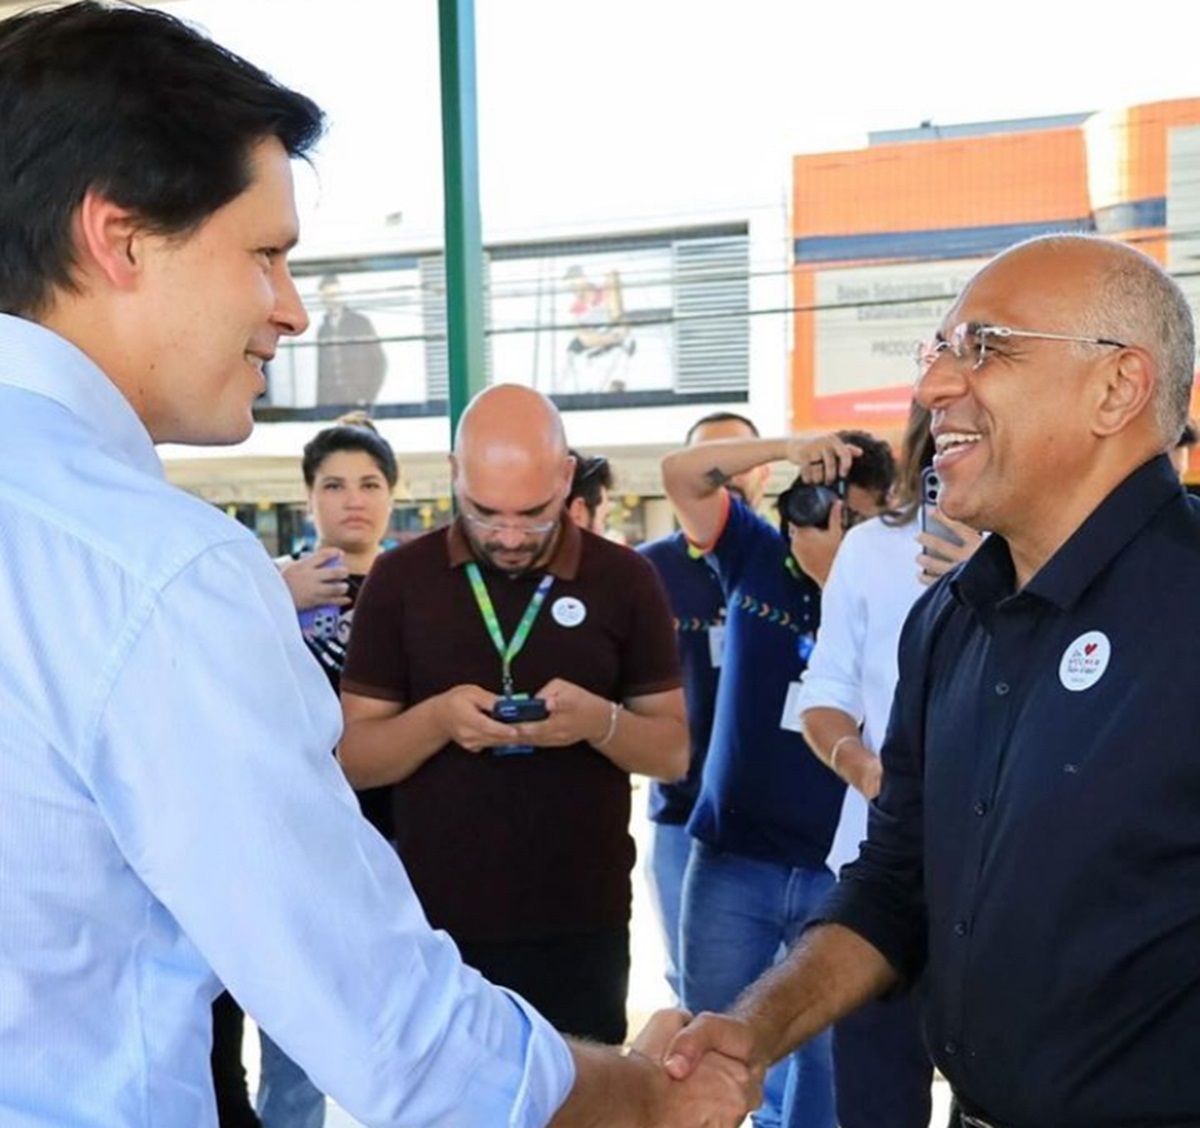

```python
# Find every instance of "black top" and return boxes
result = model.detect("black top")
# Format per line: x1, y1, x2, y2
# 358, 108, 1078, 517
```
823, 455, 1200, 1128
343, 517, 681, 942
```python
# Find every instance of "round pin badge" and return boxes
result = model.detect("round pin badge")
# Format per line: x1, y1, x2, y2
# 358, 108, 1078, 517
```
1058, 630, 1111, 692
551, 596, 587, 628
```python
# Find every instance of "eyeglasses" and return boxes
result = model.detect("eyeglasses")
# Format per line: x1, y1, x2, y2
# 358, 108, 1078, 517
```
916, 321, 1127, 377
462, 509, 559, 536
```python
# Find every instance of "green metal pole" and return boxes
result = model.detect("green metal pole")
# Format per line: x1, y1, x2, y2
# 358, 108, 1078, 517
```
438, 0, 487, 444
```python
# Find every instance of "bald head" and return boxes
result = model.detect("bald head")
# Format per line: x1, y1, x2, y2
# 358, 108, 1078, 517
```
452, 385, 573, 575
989, 234, 1195, 446
917, 233, 1193, 582
454, 384, 568, 462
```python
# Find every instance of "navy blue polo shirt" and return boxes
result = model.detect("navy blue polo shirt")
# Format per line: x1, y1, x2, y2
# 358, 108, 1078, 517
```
687, 496, 845, 870
825, 455, 1200, 1128
638, 531, 725, 825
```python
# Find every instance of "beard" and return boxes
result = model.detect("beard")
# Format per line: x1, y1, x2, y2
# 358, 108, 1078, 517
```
464, 521, 560, 577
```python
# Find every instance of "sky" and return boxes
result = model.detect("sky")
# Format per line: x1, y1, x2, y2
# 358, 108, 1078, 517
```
165, 0, 1200, 253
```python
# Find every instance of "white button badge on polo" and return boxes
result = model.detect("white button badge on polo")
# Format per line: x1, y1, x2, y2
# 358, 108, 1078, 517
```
1058, 630, 1111, 692
551, 596, 587, 628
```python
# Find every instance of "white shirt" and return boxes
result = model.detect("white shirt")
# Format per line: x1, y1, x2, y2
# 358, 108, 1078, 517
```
796, 516, 926, 872
0, 314, 574, 1128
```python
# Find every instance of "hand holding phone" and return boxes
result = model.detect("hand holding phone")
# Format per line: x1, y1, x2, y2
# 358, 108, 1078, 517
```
919, 468, 965, 562
296, 551, 346, 640
489, 695, 548, 756
918, 468, 987, 584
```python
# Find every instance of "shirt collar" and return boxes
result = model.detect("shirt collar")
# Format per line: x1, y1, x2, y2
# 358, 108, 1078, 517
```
447, 513, 583, 580
953, 454, 1182, 613
0, 313, 164, 480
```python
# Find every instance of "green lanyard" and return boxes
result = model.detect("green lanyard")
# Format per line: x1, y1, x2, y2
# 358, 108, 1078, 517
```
465, 562, 555, 696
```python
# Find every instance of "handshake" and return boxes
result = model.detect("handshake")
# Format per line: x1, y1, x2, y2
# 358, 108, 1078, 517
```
608, 1006, 765, 1128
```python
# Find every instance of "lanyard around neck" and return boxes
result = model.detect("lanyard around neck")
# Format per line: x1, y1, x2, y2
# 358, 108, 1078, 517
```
465, 562, 555, 695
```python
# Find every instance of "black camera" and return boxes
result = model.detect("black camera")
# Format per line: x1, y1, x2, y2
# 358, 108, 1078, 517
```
777, 477, 847, 531
489, 695, 548, 756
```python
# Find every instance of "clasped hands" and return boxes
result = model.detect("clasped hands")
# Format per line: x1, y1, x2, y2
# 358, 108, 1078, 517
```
628, 1007, 763, 1128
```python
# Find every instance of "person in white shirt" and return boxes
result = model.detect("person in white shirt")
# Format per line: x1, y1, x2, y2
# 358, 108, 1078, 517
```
794, 403, 980, 1128
0, 5, 755, 1127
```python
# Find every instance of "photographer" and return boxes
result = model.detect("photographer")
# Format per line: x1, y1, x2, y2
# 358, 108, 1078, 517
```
339, 384, 686, 1048
661, 429, 894, 1128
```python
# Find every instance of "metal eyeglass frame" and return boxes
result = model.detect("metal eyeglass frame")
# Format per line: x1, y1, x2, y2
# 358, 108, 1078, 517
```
916, 321, 1127, 375
462, 508, 559, 535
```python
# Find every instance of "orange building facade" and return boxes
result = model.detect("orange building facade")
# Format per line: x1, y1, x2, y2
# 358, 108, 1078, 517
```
790, 99, 1200, 434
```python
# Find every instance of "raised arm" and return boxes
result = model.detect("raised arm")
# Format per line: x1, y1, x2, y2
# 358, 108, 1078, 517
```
661, 436, 788, 548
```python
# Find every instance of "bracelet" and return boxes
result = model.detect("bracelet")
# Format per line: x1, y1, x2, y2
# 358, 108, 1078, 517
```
829, 734, 861, 777
595, 701, 622, 748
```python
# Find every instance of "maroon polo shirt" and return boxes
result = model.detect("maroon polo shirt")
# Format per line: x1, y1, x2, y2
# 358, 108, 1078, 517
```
342, 517, 681, 943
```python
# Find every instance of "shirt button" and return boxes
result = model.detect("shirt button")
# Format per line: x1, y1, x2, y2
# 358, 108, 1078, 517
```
944, 1041, 959, 1056
973, 800, 988, 816
994, 681, 1010, 696
954, 920, 968, 936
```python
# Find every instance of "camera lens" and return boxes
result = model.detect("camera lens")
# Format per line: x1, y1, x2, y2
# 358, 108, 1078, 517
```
779, 483, 838, 529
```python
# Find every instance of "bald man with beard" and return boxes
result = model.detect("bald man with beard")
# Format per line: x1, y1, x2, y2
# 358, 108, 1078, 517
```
340, 384, 688, 1047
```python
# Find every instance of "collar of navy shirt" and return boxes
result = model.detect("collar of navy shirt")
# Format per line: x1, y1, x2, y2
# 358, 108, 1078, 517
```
949, 453, 1184, 615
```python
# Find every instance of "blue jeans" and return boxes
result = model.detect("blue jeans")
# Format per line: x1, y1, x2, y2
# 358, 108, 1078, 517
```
645, 820, 692, 1003
681, 841, 836, 1128
257, 1031, 325, 1128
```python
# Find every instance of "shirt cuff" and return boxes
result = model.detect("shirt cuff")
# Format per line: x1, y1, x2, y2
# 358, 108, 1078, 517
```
500, 987, 577, 1128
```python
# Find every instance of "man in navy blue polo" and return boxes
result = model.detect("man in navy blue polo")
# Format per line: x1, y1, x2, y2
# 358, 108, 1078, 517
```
664, 233, 1200, 1128
662, 427, 895, 1128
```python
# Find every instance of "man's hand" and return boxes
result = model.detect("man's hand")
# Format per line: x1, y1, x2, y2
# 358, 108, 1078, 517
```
514, 678, 607, 748
278, 547, 350, 611
787, 500, 846, 587
917, 510, 983, 585
832, 736, 883, 800
631, 1010, 761, 1128
432, 685, 521, 753
661, 1010, 764, 1083
785, 433, 862, 483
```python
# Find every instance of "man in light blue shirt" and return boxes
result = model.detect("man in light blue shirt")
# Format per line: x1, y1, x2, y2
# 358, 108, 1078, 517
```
0, 5, 755, 1127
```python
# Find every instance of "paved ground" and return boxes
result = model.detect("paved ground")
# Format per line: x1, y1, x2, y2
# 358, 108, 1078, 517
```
248, 782, 952, 1127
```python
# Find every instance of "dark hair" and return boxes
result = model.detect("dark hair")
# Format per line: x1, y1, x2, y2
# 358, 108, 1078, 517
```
838, 429, 896, 501
0, 1, 324, 315
1177, 420, 1198, 449
567, 449, 614, 520
302, 420, 398, 489
882, 402, 934, 527
685, 411, 760, 445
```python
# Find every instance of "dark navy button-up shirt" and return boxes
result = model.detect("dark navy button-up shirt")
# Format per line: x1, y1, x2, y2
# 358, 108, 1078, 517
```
823, 454, 1200, 1128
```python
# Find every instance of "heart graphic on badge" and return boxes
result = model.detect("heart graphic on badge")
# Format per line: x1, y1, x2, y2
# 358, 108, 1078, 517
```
1059, 631, 1110, 692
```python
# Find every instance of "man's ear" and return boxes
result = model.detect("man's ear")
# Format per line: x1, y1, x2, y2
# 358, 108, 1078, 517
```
1093, 347, 1155, 437
75, 190, 143, 290
567, 496, 589, 528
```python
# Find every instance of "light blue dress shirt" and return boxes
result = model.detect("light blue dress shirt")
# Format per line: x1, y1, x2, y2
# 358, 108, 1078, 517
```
0, 314, 575, 1128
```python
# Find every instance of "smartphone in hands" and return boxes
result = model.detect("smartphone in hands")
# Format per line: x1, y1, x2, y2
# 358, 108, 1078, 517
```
920, 467, 964, 562
297, 552, 344, 640
489, 695, 549, 757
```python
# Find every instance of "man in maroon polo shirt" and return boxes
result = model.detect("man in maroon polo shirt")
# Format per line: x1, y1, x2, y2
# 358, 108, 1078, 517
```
340, 383, 687, 1045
